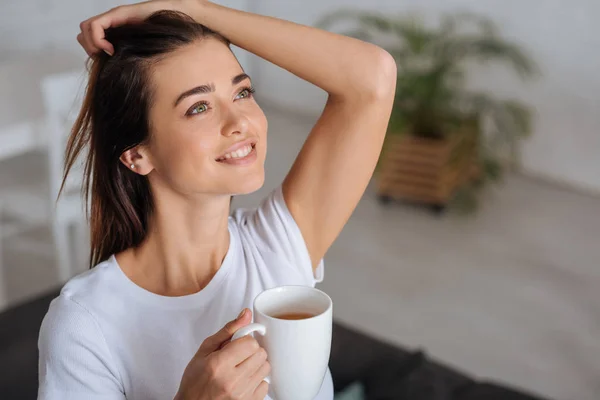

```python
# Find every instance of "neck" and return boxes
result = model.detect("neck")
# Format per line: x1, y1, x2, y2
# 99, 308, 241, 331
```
117, 190, 232, 297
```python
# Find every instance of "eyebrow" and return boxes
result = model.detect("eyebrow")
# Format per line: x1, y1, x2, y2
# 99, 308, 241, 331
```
173, 73, 251, 107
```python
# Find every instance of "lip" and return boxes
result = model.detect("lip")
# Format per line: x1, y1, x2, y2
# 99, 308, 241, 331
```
217, 145, 257, 166
216, 138, 257, 160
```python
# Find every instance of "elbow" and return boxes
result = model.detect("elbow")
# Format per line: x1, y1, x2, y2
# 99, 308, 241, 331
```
361, 48, 397, 102
330, 47, 397, 103
372, 49, 397, 100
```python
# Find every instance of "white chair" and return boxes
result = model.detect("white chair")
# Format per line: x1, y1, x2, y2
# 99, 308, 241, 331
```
0, 58, 48, 305
41, 70, 89, 280
0, 58, 45, 159
0, 51, 81, 158
0, 64, 88, 287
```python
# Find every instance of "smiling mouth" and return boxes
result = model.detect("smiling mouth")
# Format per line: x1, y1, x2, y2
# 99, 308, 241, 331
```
216, 143, 256, 162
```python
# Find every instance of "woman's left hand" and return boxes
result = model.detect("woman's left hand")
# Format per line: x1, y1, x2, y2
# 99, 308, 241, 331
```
77, 0, 205, 56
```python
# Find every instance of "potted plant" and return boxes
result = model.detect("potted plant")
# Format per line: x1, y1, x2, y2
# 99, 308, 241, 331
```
318, 11, 538, 213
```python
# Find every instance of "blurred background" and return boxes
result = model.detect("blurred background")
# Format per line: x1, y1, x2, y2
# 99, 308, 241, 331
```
1, 1, 599, 400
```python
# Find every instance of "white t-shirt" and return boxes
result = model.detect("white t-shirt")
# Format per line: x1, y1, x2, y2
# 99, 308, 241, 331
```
37, 186, 334, 400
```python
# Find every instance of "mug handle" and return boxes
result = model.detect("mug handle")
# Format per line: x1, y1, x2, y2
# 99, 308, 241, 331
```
231, 323, 271, 384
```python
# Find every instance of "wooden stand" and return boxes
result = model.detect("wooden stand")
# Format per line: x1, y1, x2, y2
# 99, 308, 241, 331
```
376, 128, 478, 213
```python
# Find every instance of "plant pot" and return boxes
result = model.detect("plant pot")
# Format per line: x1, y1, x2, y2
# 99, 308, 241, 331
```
376, 126, 478, 207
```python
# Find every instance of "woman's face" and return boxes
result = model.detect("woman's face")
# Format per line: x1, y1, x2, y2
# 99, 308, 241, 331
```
143, 38, 267, 197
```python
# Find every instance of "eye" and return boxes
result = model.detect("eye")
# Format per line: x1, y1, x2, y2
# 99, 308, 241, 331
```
187, 102, 209, 116
236, 86, 256, 100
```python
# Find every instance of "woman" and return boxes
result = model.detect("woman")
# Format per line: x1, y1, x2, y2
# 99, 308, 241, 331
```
38, 1, 396, 399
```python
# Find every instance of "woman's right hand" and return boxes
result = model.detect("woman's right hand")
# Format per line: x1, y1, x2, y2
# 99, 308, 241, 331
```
174, 309, 270, 400
77, 0, 208, 56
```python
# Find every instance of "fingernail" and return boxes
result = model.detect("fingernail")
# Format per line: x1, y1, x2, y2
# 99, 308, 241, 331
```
103, 49, 113, 56
237, 308, 247, 320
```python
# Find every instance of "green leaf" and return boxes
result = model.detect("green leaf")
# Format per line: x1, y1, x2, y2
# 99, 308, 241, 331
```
483, 158, 504, 182
503, 100, 533, 138
446, 36, 539, 78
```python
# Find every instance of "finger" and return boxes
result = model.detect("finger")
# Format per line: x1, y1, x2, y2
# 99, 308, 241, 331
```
76, 33, 92, 57
90, 19, 114, 55
95, 4, 153, 30
247, 359, 270, 391
236, 345, 267, 374
198, 309, 252, 355
253, 380, 269, 399
79, 20, 99, 55
237, 357, 269, 400
218, 335, 261, 366
88, 6, 134, 55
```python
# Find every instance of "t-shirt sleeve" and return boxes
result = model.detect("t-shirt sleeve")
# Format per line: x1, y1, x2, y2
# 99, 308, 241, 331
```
38, 295, 125, 400
240, 185, 324, 286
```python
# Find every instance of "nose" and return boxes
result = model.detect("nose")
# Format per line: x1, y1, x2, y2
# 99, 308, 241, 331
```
222, 107, 249, 137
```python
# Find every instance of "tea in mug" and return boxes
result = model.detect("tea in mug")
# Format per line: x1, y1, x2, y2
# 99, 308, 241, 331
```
271, 312, 315, 320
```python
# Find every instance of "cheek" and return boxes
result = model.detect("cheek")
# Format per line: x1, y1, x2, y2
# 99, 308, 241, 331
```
185, 131, 220, 172
151, 126, 218, 173
194, 136, 216, 153
251, 106, 268, 139
255, 111, 268, 157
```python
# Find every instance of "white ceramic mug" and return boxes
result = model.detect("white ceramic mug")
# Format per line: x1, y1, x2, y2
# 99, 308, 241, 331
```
232, 285, 333, 400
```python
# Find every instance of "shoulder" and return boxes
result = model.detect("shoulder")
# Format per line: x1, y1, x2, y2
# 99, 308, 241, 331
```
40, 256, 124, 341
39, 293, 99, 350
38, 272, 125, 398
230, 185, 301, 253
40, 257, 117, 341
230, 185, 286, 225
59, 257, 120, 309
229, 186, 324, 284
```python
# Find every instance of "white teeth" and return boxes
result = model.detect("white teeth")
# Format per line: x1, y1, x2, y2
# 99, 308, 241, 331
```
220, 145, 253, 161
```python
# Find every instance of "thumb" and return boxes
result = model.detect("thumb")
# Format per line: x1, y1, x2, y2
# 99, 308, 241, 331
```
199, 308, 252, 355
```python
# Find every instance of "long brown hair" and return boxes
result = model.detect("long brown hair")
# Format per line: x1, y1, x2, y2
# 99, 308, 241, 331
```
61, 11, 230, 268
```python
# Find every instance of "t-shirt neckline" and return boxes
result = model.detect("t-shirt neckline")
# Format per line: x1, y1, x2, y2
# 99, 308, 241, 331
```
107, 218, 237, 310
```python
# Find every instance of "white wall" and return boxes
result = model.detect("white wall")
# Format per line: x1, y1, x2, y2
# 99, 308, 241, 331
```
251, 0, 600, 195
0, 0, 254, 72
0, 1, 119, 60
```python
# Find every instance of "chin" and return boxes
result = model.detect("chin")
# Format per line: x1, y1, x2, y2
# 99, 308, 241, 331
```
231, 171, 265, 195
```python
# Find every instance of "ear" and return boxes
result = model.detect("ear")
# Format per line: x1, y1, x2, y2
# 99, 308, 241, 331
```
120, 145, 154, 176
